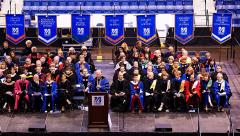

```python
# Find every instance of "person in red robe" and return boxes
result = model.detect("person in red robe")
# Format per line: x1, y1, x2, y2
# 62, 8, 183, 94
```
14, 74, 30, 111
184, 74, 201, 112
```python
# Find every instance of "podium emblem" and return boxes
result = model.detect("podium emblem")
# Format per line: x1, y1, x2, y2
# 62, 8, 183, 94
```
92, 96, 104, 106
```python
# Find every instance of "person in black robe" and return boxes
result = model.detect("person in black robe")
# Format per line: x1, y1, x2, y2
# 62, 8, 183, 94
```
29, 74, 44, 112
57, 74, 73, 112
143, 72, 160, 112
158, 72, 174, 112
2, 75, 15, 112
110, 72, 129, 112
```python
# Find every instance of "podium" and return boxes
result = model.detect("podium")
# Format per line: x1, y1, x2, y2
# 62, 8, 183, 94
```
88, 92, 109, 128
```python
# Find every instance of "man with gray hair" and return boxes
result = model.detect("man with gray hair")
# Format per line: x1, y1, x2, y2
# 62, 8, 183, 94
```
93, 70, 110, 92
213, 73, 231, 112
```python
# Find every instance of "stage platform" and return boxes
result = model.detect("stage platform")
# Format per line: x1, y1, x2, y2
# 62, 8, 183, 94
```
0, 111, 236, 135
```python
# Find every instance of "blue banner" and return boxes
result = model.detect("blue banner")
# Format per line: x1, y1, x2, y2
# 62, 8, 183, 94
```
137, 15, 156, 45
71, 14, 90, 43
211, 13, 232, 44
174, 14, 194, 45
38, 15, 57, 45
105, 15, 124, 45
6, 14, 25, 44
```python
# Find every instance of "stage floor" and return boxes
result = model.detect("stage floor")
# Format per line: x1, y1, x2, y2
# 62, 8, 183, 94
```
0, 111, 232, 133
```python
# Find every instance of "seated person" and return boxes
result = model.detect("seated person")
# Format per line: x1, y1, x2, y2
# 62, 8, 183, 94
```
77, 68, 95, 93
184, 75, 201, 112
2, 74, 15, 112
14, 74, 30, 112
113, 65, 130, 82
93, 70, 110, 92
158, 72, 174, 112
29, 74, 44, 112
42, 73, 57, 113
200, 73, 213, 111
213, 73, 231, 112
57, 74, 73, 112
172, 71, 186, 111
143, 72, 160, 112
110, 72, 129, 112
130, 74, 144, 113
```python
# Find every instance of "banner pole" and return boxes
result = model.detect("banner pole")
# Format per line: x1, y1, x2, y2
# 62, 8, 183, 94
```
219, 44, 222, 65
97, 27, 102, 62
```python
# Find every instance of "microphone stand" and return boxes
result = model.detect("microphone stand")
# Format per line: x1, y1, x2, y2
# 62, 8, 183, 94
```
197, 101, 201, 136
227, 109, 234, 136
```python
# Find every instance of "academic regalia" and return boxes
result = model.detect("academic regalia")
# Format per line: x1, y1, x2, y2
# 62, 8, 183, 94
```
110, 79, 130, 112
113, 71, 130, 82
159, 79, 174, 111
2, 81, 15, 110
191, 62, 201, 74
42, 81, 57, 112
93, 76, 110, 92
206, 64, 216, 73
130, 81, 144, 111
182, 74, 192, 81
14, 79, 30, 110
77, 74, 95, 92
184, 80, 201, 109
57, 79, 72, 110
180, 63, 189, 74
64, 71, 77, 84
29, 81, 44, 111
213, 80, 231, 108
201, 79, 213, 107
172, 77, 186, 111
75, 62, 91, 75
143, 78, 160, 111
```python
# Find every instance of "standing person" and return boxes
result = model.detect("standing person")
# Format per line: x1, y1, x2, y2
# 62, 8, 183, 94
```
42, 73, 57, 113
130, 74, 144, 113
93, 70, 110, 92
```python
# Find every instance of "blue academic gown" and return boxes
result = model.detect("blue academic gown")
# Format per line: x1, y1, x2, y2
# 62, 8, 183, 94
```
130, 81, 144, 109
75, 62, 91, 75
93, 77, 110, 93
213, 80, 230, 107
42, 81, 57, 111
77, 74, 95, 92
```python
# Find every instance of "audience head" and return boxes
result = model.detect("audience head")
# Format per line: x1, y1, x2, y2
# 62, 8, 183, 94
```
25, 40, 32, 47
33, 74, 39, 82
216, 65, 222, 73
96, 70, 103, 79
217, 73, 223, 81
3, 41, 8, 48
118, 72, 124, 81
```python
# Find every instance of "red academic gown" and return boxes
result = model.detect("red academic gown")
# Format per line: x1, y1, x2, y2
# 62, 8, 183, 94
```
184, 80, 201, 104
14, 80, 30, 110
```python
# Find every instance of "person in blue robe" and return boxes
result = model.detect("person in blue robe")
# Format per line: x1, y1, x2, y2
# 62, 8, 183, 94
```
93, 70, 110, 93
213, 73, 231, 112
130, 74, 144, 113
42, 73, 57, 113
